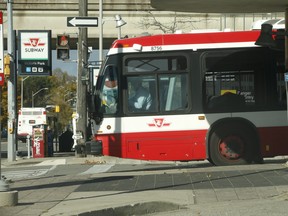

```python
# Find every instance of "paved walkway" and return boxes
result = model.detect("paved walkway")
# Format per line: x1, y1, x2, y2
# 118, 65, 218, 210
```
0, 156, 288, 216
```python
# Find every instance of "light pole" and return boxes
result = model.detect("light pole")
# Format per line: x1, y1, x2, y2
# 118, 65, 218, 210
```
32, 88, 48, 107
98, 11, 127, 62
99, 0, 103, 62
21, 76, 29, 108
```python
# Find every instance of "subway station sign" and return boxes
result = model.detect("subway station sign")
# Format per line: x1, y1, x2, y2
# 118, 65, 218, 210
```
18, 30, 52, 76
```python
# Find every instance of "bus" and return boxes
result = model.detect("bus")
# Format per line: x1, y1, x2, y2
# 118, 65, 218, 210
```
17, 107, 47, 142
88, 30, 288, 166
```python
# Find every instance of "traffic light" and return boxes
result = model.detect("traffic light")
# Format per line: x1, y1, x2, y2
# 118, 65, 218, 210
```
56, 34, 70, 60
55, 105, 60, 113
4, 54, 11, 77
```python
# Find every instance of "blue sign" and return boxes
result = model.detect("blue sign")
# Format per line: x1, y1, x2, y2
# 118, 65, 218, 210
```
285, 72, 288, 82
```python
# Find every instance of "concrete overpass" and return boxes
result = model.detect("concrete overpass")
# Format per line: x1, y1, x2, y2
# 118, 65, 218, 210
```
150, 0, 288, 13
0, 1, 284, 50
0, 0, 154, 49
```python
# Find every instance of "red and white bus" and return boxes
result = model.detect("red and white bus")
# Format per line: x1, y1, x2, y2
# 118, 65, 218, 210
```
17, 107, 47, 142
89, 30, 288, 166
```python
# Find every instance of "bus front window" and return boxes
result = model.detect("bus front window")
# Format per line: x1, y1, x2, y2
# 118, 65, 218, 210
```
99, 65, 119, 114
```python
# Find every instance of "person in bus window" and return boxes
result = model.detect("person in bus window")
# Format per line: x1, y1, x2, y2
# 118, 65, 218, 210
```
102, 77, 118, 114
129, 79, 152, 111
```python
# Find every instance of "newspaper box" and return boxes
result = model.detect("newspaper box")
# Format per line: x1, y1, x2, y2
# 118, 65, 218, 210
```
32, 124, 47, 158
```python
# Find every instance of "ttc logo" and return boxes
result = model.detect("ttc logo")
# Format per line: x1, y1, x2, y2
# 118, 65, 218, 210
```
148, 118, 171, 128
24, 38, 45, 47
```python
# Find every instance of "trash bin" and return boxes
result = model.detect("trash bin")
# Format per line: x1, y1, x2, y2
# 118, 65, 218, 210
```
86, 140, 102, 156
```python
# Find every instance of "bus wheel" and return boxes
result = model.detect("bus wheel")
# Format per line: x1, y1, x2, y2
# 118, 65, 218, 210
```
209, 126, 253, 166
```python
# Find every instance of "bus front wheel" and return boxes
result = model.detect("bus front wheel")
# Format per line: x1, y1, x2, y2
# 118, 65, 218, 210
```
209, 125, 255, 166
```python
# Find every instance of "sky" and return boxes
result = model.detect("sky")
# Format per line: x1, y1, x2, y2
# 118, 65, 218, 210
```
52, 49, 108, 77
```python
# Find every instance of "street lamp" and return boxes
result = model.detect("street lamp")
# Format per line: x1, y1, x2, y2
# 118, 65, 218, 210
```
98, 1, 127, 62
32, 87, 48, 107
21, 76, 29, 108
115, 15, 127, 39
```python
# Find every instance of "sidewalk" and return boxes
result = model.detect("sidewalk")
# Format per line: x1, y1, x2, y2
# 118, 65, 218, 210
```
1, 155, 288, 216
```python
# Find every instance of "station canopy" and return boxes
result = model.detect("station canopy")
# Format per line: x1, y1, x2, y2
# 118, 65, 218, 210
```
151, 0, 288, 13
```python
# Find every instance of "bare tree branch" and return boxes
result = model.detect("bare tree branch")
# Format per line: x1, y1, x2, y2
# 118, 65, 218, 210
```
138, 10, 217, 33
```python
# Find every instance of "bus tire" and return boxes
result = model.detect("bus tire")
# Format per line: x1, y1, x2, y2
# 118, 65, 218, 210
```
209, 125, 254, 166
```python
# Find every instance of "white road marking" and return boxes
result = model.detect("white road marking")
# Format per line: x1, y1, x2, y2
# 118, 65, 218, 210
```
79, 164, 113, 175
2, 168, 51, 180
36, 159, 66, 166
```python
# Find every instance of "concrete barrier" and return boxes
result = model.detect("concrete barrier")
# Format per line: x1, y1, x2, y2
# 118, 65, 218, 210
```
0, 191, 18, 206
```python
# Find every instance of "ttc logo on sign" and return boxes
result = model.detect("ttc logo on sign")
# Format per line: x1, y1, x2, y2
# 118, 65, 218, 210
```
24, 38, 45, 53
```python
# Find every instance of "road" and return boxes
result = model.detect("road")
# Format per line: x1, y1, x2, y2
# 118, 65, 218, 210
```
1, 137, 288, 215
1, 154, 288, 216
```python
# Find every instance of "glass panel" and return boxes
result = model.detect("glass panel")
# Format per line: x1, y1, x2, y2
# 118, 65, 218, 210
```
159, 74, 188, 111
205, 71, 254, 110
125, 56, 187, 73
99, 65, 118, 114
127, 76, 156, 112
203, 50, 258, 111
277, 72, 286, 107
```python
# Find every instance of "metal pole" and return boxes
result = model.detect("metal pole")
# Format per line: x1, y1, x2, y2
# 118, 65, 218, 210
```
7, 0, 16, 162
285, 8, 288, 72
26, 135, 31, 159
76, 0, 88, 147
0, 3, 10, 193
285, 8, 288, 166
21, 76, 29, 108
99, 0, 103, 62
32, 91, 34, 107
285, 8, 288, 123
32, 88, 48, 108
0, 86, 9, 191
118, 27, 121, 39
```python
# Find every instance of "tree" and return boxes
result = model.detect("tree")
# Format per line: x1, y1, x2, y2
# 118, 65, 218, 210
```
47, 69, 76, 133
138, 11, 216, 33
1, 82, 8, 129
0, 68, 77, 134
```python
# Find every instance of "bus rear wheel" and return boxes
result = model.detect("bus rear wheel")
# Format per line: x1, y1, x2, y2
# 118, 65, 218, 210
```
209, 125, 254, 166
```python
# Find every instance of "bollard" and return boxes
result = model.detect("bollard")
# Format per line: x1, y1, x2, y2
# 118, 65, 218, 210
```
26, 135, 31, 159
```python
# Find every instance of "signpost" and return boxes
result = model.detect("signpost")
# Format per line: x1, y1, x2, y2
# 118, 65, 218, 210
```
0, 11, 11, 197
67, 17, 98, 27
18, 30, 52, 76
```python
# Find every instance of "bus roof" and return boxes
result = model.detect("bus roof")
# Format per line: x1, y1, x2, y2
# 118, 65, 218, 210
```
20, 107, 46, 111
108, 30, 261, 55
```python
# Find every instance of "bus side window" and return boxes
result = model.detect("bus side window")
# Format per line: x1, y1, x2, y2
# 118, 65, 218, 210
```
127, 76, 155, 112
159, 74, 188, 111
208, 92, 245, 111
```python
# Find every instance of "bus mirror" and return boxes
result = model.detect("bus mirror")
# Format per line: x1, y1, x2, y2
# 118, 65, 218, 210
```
87, 95, 96, 113
255, 24, 276, 48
